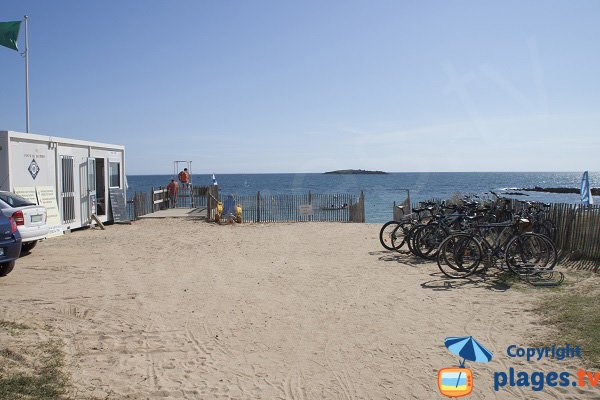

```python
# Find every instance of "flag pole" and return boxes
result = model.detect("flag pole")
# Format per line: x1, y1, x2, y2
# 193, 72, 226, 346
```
24, 15, 29, 133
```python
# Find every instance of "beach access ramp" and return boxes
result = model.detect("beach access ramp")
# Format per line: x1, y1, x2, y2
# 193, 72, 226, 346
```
138, 207, 207, 219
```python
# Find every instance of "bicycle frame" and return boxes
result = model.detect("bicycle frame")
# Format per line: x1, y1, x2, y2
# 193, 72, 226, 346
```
472, 222, 521, 262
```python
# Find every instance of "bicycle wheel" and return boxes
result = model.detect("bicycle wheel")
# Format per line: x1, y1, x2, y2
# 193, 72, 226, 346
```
437, 234, 482, 278
379, 221, 400, 250
505, 233, 557, 276
529, 233, 558, 270
409, 224, 429, 258
391, 221, 413, 252
413, 223, 448, 260
532, 221, 553, 242
407, 224, 425, 256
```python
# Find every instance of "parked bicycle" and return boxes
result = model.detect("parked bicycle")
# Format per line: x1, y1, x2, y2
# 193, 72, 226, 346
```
436, 216, 560, 283
379, 191, 562, 285
378, 203, 434, 251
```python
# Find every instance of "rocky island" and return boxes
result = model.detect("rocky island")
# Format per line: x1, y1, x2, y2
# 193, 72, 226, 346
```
520, 186, 599, 195
324, 169, 389, 175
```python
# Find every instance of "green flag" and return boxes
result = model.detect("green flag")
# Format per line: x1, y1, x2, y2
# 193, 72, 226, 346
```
0, 21, 21, 51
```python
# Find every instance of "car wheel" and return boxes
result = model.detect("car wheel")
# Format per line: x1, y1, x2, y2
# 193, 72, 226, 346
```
21, 241, 38, 253
0, 261, 15, 277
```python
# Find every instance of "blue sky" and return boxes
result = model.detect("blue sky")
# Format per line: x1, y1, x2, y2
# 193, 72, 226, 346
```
1, 1, 598, 174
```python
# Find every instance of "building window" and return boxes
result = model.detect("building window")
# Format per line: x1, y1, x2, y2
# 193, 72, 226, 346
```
109, 162, 120, 188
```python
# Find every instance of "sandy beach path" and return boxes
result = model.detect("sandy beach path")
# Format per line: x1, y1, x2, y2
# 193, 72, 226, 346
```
0, 220, 593, 399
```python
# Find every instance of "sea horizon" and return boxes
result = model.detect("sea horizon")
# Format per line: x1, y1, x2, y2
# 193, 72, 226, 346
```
127, 170, 598, 175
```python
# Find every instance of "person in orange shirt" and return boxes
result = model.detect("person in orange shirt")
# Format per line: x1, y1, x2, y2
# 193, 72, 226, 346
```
178, 168, 190, 190
167, 179, 179, 207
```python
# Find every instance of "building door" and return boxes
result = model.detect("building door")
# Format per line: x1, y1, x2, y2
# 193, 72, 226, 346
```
87, 158, 97, 217
95, 158, 106, 215
79, 157, 96, 225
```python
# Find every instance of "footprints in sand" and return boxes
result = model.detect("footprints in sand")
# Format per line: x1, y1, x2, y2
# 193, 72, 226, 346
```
325, 358, 358, 400
283, 366, 309, 400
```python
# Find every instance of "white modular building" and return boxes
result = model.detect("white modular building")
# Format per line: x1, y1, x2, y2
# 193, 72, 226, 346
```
0, 130, 126, 231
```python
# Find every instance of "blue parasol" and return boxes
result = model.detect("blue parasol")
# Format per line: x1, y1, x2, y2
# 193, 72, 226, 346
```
444, 336, 493, 388
445, 336, 493, 365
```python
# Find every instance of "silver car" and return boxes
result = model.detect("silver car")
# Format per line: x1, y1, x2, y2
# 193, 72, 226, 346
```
0, 191, 49, 253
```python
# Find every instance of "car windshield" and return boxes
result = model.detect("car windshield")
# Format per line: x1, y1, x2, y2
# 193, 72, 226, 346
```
0, 193, 36, 207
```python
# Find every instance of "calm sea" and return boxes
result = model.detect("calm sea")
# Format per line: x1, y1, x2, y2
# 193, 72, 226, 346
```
127, 172, 598, 223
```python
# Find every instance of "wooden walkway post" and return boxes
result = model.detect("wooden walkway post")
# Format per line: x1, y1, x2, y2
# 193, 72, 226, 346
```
151, 187, 155, 212
212, 185, 219, 221
207, 186, 214, 221
359, 191, 365, 222
308, 191, 312, 222
257, 191, 261, 223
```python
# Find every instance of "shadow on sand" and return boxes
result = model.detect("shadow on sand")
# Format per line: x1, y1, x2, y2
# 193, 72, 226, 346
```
371, 249, 515, 291
369, 250, 433, 267
420, 270, 514, 292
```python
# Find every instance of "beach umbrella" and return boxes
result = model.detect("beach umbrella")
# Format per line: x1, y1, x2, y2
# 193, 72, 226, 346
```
444, 336, 493, 388
445, 336, 493, 366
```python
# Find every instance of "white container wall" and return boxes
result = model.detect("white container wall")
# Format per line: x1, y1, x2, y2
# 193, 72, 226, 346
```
0, 130, 126, 231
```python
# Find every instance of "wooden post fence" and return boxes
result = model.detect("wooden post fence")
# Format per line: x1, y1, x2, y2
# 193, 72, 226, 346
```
349, 191, 365, 223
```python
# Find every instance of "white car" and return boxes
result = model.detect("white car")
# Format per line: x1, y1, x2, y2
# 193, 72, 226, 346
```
0, 191, 49, 253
